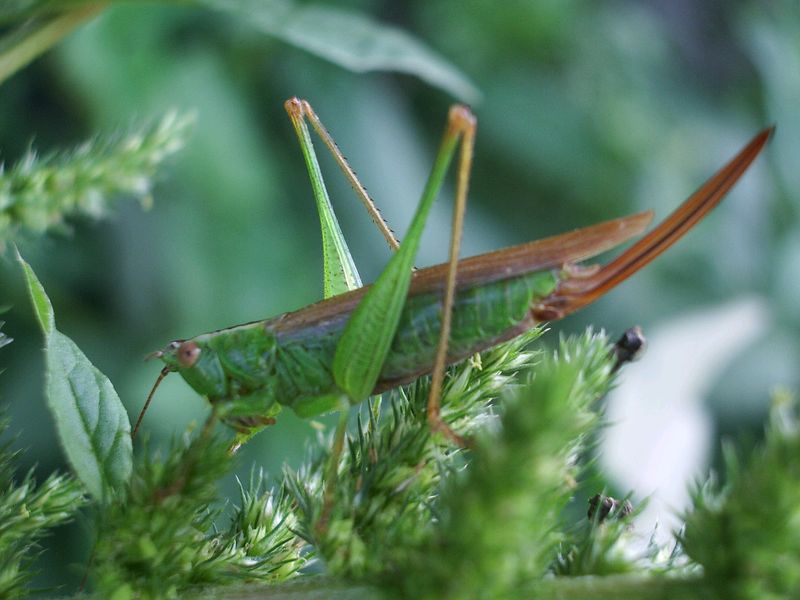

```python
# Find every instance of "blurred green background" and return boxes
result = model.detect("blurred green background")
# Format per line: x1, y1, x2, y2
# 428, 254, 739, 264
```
0, 0, 798, 593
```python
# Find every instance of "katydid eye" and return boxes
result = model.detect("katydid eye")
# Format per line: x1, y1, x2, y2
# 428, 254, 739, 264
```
177, 341, 201, 368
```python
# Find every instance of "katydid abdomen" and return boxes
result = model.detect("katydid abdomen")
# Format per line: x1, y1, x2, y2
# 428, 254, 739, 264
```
163, 267, 557, 425
277, 268, 558, 398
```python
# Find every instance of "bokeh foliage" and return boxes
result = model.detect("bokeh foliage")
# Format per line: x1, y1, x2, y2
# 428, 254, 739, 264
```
0, 0, 797, 594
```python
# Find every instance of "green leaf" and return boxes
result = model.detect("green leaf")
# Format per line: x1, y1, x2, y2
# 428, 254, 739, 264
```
206, 0, 481, 103
16, 251, 132, 502
15, 245, 54, 336
3, 1, 479, 101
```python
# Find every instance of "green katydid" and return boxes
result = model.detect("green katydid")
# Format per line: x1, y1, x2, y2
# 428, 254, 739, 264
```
134, 98, 772, 451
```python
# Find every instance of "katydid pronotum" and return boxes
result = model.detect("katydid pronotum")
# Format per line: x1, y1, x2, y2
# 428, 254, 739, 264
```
135, 98, 772, 457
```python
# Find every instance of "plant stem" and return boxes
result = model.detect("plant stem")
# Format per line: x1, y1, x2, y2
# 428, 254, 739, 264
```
532, 574, 709, 600
182, 574, 711, 599
0, 3, 107, 85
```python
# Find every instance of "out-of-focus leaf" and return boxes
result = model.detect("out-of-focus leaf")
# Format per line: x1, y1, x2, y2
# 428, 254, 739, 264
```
0, 4, 104, 85
4, 0, 479, 101
601, 298, 769, 544
745, 7, 800, 194
0, 1, 63, 22
16, 250, 132, 502
0, 321, 11, 349
0, 1, 107, 23
205, 0, 480, 103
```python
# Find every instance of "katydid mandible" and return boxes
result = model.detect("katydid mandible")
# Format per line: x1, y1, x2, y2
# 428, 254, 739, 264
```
134, 98, 772, 447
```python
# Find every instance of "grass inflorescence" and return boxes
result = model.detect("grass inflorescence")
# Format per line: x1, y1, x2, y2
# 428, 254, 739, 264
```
0, 111, 193, 245
0, 328, 86, 599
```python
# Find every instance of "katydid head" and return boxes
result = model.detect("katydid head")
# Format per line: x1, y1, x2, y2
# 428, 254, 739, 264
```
133, 340, 205, 440
156, 340, 202, 369
150, 337, 228, 399
149, 339, 202, 370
